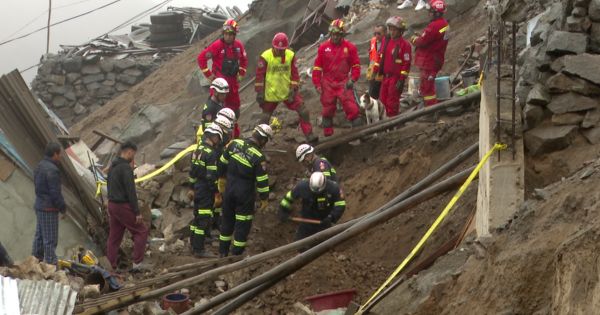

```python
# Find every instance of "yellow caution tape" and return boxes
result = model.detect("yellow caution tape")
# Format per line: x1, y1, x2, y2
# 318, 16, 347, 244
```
95, 144, 198, 196
356, 142, 507, 314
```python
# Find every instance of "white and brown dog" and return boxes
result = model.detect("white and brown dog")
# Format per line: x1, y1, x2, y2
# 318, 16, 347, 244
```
359, 93, 385, 125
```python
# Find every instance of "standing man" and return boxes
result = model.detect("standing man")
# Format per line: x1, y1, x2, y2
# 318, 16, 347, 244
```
279, 172, 346, 241
197, 19, 248, 137
312, 19, 363, 137
295, 144, 338, 182
217, 124, 273, 257
106, 142, 149, 272
256, 32, 318, 143
188, 124, 223, 258
372, 16, 412, 117
32, 142, 66, 265
366, 24, 386, 81
411, 0, 449, 106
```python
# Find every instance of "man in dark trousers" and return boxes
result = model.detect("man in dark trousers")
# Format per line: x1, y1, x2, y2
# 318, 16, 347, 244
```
106, 142, 149, 272
32, 142, 66, 265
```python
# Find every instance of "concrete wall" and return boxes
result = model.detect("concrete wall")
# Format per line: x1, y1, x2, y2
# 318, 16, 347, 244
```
476, 74, 525, 237
0, 167, 91, 261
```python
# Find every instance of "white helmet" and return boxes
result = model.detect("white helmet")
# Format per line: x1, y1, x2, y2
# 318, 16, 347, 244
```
217, 108, 236, 122
204, 123, 224, 141
296, 144, 315, 162
210, 78, 230, 94
214, 115, 233, 131
254, 124, 273, 139
309, 172, 326, 193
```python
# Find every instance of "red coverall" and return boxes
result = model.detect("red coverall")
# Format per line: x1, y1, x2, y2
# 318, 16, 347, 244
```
372, 36, 412, 117
413, 17, 449, 106
197, 38, 248, 136
255, 52, 313, 136
312, 39, 361, 137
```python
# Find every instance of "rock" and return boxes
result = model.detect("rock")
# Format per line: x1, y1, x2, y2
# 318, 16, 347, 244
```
114, 59, 136, 71
74, 103, 87, 115
45, 74, 66, 85
83, 55, 100, 64
82, 73, 105, 84
154, 180, 175, 208
546, 73, 600, 96
566, 16, 586, 32
591, 0, 600, 21
523, 104, 545, 129
526, 84, 551, 105
161, 207, 194, 237
115, 83, 129, 92
99, 60, 114, 73
117, 74, 139, 85
102, 80, 116, 86
554, 54, 600, 85
144, 105, 169, 128
106, 72, 116, 81
121, 115, 154, 143
82, 284, 101, 299
524, 125, 578, 155
160, 140, 193, 159
573, 6, 588, 17
62, 56, 83, 72
48, 85, 66, 95
81, 65, 102, 75
95, 85, 115, 98
66, 73, 81, 84
64, 90, 77, 101
583, 126, 600, 143
546, 31, 588, 55
575, 0, 590, 8
591, 23, 600, 51
552, 113, 585, 125
547, 93, 598, 114
86, 82, 102, 91
582, 109, 600, 128
580, 167, 596, 179
530, 21, 550, 46
52, 95, 67, 108
123, 68, 143, 77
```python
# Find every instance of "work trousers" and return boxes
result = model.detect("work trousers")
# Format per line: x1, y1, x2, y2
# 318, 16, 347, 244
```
419, 69, 438, 106
219, 181, 255, 256
191, 185, 215, 253
320, 79, 360, 137
32, 210, 59, 265
260, 93, 312, 136
380, 75, 403, 117
106, 202, 149, 269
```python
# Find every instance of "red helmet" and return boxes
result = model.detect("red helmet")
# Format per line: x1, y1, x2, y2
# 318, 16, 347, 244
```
223, 19, 239, 33
430, 0, 446, 13
272, 32, 289, 49
329, 19, 346, 34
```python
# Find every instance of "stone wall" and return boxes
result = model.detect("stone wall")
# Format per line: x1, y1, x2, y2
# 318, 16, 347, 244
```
518, 0, 600, 156
31, 54, 161, 126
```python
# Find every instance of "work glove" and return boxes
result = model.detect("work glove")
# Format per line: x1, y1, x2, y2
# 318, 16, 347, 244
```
187, 189, 195, 202
395, 79, 405, 93
345, 80, 355, 90
256, 93, 265, 104
278, 207, 289, 223
217, 178, 227, 194
214, 193, 222, 208
259, 199, 268, 211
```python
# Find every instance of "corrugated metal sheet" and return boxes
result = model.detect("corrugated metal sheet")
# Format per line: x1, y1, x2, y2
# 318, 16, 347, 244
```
0, 276, 78, 315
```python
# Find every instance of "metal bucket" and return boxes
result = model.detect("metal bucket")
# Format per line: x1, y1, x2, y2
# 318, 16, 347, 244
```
435, 76, 451, 100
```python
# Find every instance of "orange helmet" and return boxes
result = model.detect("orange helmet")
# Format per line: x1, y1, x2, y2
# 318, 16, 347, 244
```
272, 32, 289, 49
430, 0, 446, 13
223, 19, 239, 33
329, 19, 346, 34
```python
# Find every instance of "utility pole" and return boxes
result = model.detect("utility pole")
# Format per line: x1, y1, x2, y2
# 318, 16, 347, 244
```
46, 0, 52, 54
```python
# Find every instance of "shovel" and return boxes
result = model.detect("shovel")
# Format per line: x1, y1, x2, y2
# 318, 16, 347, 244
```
290, 217, 322, 225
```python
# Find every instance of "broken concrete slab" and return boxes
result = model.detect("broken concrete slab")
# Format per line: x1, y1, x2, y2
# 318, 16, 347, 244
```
526, 84, 551, 105
524, 125, 578, 155
583, 126, 600, 143
552, 113, 585, 125
161, 207, 194, 239
591, 0, 600, 21
546, 73, 600, 95
582, 109, 600, 128
547, 92, 598, 114
546, 31, 588, 55
121, 116, 154, 144
154, 180, 175, 208
554, 54, 600, 85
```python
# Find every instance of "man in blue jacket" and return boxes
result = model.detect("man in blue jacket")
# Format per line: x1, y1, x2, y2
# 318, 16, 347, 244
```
32, 142, 66, 265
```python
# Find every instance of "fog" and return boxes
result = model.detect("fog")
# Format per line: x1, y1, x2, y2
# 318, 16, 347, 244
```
0, 0, 251, 82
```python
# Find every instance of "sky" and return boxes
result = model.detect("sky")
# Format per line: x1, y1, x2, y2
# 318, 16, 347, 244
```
0, 0, 251, 83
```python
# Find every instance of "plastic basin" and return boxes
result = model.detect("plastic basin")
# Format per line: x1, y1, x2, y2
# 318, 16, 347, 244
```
162, 293, 191, 314
305, 289, 357, 312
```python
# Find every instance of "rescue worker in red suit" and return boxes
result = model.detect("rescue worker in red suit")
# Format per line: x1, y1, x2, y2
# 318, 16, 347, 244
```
255, 32, 318, 143
366, 24, 386, 81
197, 19, 248, 137
312, 19, 363, 137
411, 0, 449, 106
372, 16, 412, 117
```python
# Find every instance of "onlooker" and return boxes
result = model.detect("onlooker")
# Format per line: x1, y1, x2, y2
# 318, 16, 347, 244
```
366, 24, 386, 81
32, 142, 66, 265
106, 142, 149, 272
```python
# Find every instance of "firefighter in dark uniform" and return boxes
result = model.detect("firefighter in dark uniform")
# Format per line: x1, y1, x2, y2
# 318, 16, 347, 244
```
295, 144, 338, 182
188, 124, 223, 258
217, 124, 273, 256
279, 172, 346, 241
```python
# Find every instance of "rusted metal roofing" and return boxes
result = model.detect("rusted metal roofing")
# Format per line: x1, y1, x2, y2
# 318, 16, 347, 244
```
0, 276, 78, 315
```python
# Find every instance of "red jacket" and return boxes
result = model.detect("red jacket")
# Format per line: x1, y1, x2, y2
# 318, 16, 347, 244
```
372, 36, 412, 80
255, 50, 300, 93
197, 38, 248, 79
312, 39, 361, 87
412, 17, 449, 71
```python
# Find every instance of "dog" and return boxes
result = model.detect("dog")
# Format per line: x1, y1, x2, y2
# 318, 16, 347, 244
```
359, 93, 385, 125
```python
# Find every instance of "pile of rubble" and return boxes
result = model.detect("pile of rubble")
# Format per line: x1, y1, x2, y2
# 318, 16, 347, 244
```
518, 0, 600, 155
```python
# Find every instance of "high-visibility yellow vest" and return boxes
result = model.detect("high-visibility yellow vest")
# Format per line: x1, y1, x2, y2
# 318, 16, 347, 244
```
261, 48, 295, 102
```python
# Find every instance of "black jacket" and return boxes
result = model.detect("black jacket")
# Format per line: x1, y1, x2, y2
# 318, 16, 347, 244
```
279, 179, 346, 222
107, 157, 139, 214
218, 138, 269, 200
33, 157, 66, 212
201, 97, 224, 130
